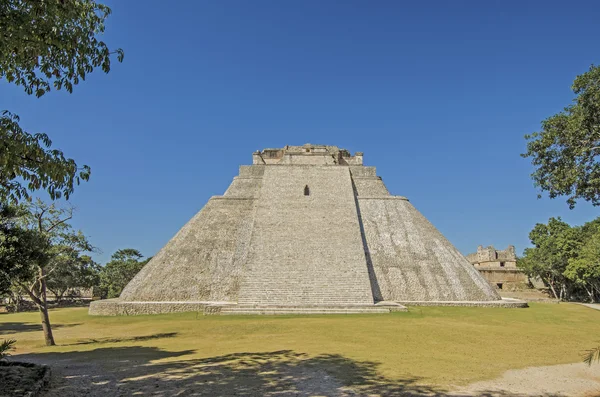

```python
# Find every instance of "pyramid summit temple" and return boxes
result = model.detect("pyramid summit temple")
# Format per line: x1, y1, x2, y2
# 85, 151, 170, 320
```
90, 144, 526, 315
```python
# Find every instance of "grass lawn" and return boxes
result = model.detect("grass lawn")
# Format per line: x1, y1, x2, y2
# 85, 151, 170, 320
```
1, 303, 599, 394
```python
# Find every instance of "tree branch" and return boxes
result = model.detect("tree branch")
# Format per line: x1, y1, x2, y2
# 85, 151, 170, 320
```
16, 281, 42, 306
46, 214, 72, 233
40, 264, 59, 279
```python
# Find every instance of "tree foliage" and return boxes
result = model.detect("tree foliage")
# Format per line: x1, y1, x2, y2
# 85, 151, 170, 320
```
99, 249, 148, 299
523, 65, 600, 208
519, 216, 600, 302
0, 111, 91, 203
0, 0, 123, 203
0, 0, 124, 96
0, 339, 16, 361
0, 204, 48, 295
0, 199, 95, 345
45, 236, 99, 302
564, 230, 600, 303
17, 200, 97, 296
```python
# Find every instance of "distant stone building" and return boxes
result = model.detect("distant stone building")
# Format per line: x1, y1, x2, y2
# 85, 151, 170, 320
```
466, 245, 528, 290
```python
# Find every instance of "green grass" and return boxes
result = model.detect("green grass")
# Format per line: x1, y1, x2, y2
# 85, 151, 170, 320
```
1, 303, 599, 388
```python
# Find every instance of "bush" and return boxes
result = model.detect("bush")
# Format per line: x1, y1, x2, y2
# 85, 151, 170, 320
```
0, 339, 16, 361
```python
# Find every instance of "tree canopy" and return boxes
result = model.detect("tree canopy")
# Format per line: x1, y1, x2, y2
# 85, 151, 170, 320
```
523, 65, 600, 208
0, 0, 123, 202
519, 216, 600, 302
0, 204, 48, 295
0, 199, 96, 345
45, 233, 99, 302
99, 249, 148, 299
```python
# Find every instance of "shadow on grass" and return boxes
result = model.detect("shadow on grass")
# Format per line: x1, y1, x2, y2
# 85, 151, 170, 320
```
15, 348, 568, 397
64, 332, 178, 346
0, 322, 82, 336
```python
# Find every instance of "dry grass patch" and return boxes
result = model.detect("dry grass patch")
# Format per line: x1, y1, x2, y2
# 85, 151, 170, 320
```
1, 303, 599, 391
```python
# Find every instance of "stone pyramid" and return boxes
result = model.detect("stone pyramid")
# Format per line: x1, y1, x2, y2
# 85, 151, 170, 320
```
90, 144, 524, 315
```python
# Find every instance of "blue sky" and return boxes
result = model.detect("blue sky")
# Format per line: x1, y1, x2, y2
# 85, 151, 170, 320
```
2, 0, 599, 263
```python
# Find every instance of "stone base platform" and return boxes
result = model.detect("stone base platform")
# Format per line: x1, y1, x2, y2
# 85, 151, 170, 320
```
219, 302, 407, 315
88, 299, 407, 316
89, 298, 525, 316
397, 297, 528, 308
88, 299, 224, 316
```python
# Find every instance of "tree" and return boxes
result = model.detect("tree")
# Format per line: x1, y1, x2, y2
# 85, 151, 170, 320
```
523, 65, 600, 209
518, 217, 583, 300
0, 0, 123, 203
45, 238, 99, 303
0, 111, 91, 203
565, 230, 600, 303
519, 216, 600, 302
99, 249, 148, 299
0, 204, 48, 296
0, 199, 95, 346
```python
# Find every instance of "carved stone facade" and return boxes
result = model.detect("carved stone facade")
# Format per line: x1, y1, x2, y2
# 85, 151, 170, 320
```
90, 145, 526, 316
466, 245, 528, 290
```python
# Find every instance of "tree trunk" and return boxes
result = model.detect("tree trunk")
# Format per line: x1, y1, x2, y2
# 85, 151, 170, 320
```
54, 290, 64, 304
584, 284, 595, 303
38, 267, 55, 346
7, 291, 23, 312
591, 283, 600, 303
38, 302, 55, 346
559, 282, 566, 301
547, 278, 559, 300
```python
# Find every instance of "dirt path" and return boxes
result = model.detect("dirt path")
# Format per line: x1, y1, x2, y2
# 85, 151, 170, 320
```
454, 362, 600, 397
22, 353, 600, 397
578, 303, 600, 312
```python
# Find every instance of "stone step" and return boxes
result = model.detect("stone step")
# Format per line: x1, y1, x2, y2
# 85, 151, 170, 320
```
219, 304, 406, 315
235, 166, 377, 307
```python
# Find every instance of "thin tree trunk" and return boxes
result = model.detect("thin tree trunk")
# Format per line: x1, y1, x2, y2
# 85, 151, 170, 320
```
54, 290, 64, 304
547, 278, 559, 300
8, 291, 22, 312
38, 303, 55, 346
559, 282, 565, 301
38, 267, 55, 346
584, 284, 595, 303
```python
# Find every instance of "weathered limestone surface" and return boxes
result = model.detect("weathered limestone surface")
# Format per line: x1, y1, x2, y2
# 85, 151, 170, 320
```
119, 196, 258, 302
238, 166, 374, 306
220, 304, 404, 315
88, 299, 212, 316
466, 245, 529, 289
91, 144, 521, 316
352, 177, 389, 197
396, 298, 528, 308
358, 197, 500, 302
466, 245, 518, 266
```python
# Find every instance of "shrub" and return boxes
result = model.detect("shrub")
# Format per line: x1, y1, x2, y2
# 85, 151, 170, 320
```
0, 339, 16, 361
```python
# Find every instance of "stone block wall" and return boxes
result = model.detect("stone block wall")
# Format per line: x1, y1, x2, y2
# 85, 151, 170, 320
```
473, 260, 518, 270
120, 192, 260, 302
478, 269, 528, 283
358, 197, 500, 301
467, 245, 517, 264
237, 166, 375, 306
352, 177, 389, 197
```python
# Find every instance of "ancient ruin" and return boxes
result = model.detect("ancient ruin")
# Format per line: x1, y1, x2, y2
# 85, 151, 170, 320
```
466, 245, 529, 290
90, 144, 526, 315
